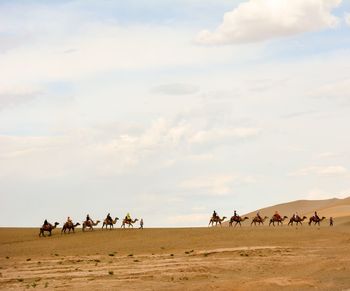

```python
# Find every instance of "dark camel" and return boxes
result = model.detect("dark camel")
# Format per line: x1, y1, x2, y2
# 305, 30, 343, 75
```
102, 217, 119, 230
288, 216, 307, 226
121, 218, 138, 228
308, 216, 326, 226
82, 220, 100, 231
39, 222, 59, 237
269, 215, 288, 226
251, 216, 268, 226
208, 216, 227, 227
61, 222, 80, 234
229, 216, 249, 227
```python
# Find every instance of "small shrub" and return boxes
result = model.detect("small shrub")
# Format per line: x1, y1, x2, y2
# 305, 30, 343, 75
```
108, 253, 114, 257
128, 254, 133, 257
108, 271, 114, 275
17, 278, 24, 282
26, 258, 31, 261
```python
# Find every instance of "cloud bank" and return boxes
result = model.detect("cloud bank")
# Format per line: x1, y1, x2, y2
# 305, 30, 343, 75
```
196, 0, 341, 45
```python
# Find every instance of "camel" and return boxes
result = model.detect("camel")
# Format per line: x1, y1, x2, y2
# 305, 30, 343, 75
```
61, 222, 80, 234
308, 216, 326, 226
229, 216, 249, 227
82, 220, 100, 231
121, 218, 138, 228
269, 215, 288, 227
208, 216, 227, 227
251, 216, 268, 226
39, 222, 59, 237
102, 217, 119, 230
288, 216, 307, 226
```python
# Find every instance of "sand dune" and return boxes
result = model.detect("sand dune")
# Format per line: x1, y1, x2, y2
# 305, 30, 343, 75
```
244, 196, 350, 219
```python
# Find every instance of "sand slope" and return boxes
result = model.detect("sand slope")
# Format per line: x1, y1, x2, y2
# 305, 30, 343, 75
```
244, 196, 350, 218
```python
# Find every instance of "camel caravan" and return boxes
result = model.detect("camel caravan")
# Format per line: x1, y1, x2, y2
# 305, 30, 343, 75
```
39, 213, 143, 237
208, 210, 332, 228
39, 210, 332, 237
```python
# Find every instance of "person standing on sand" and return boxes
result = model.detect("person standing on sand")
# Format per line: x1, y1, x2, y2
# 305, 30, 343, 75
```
139, 218, 144, 229
330, 217, 334, 226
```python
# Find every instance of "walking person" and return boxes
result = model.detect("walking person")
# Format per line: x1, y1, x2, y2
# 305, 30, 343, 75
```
139, 218, 144, 229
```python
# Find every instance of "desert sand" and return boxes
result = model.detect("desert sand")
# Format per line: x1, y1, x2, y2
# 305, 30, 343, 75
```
1, 198, 350, 290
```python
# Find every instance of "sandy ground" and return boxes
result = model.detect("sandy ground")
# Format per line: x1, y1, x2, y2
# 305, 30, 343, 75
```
1, 221, 350, 290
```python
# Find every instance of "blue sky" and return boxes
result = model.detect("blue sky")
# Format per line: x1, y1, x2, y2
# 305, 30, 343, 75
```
1, 0, 350, 227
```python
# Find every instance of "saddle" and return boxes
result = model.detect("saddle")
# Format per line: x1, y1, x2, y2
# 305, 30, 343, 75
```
274, 214, 281, 220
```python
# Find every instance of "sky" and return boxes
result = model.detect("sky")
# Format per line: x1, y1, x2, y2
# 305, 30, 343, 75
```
1, 0, 350, 227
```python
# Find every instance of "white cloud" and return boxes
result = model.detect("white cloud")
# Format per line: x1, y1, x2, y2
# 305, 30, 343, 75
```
0, 84, 42, 109
196, 0, 341, 45
290, 165, 349, 177
167, 213, 209, 226
345, 13, 350, 26
180, 174, 256, 196
309, 78, 350, 102
151, 83, 200, 95
315, 152, 339, 159
306, 188, 350, 200
189, 127, 260, 144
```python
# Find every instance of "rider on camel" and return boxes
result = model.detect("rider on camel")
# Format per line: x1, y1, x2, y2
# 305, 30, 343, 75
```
125, 213, 131, 222
213, 210, 217, 219
274, 211, 281, 220
257, 211, 262, 220
67, 216, 72, 224
86, 214, 93, 224
106, 213, 112, 223
43, 219, 49, 226
314, 211, 320, 220
234, 210, 238, 218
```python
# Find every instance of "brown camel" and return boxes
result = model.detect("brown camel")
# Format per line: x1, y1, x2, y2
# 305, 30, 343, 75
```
288, 216, 307, 226
61, 222, 80, 234
308, 216, 326, 226
102, 217, 119, 230
121, 218, 138, 228
269, 215, 288, 227
251, 216, 268, 226
82, 220, 100, 231
208, 216, 227, 227
229, 216, 249, 227
39, 222, 59, 237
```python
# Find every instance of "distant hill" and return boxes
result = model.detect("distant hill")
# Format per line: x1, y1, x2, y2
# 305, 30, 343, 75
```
223, 196, 350, 226
245, 196, 350, 218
